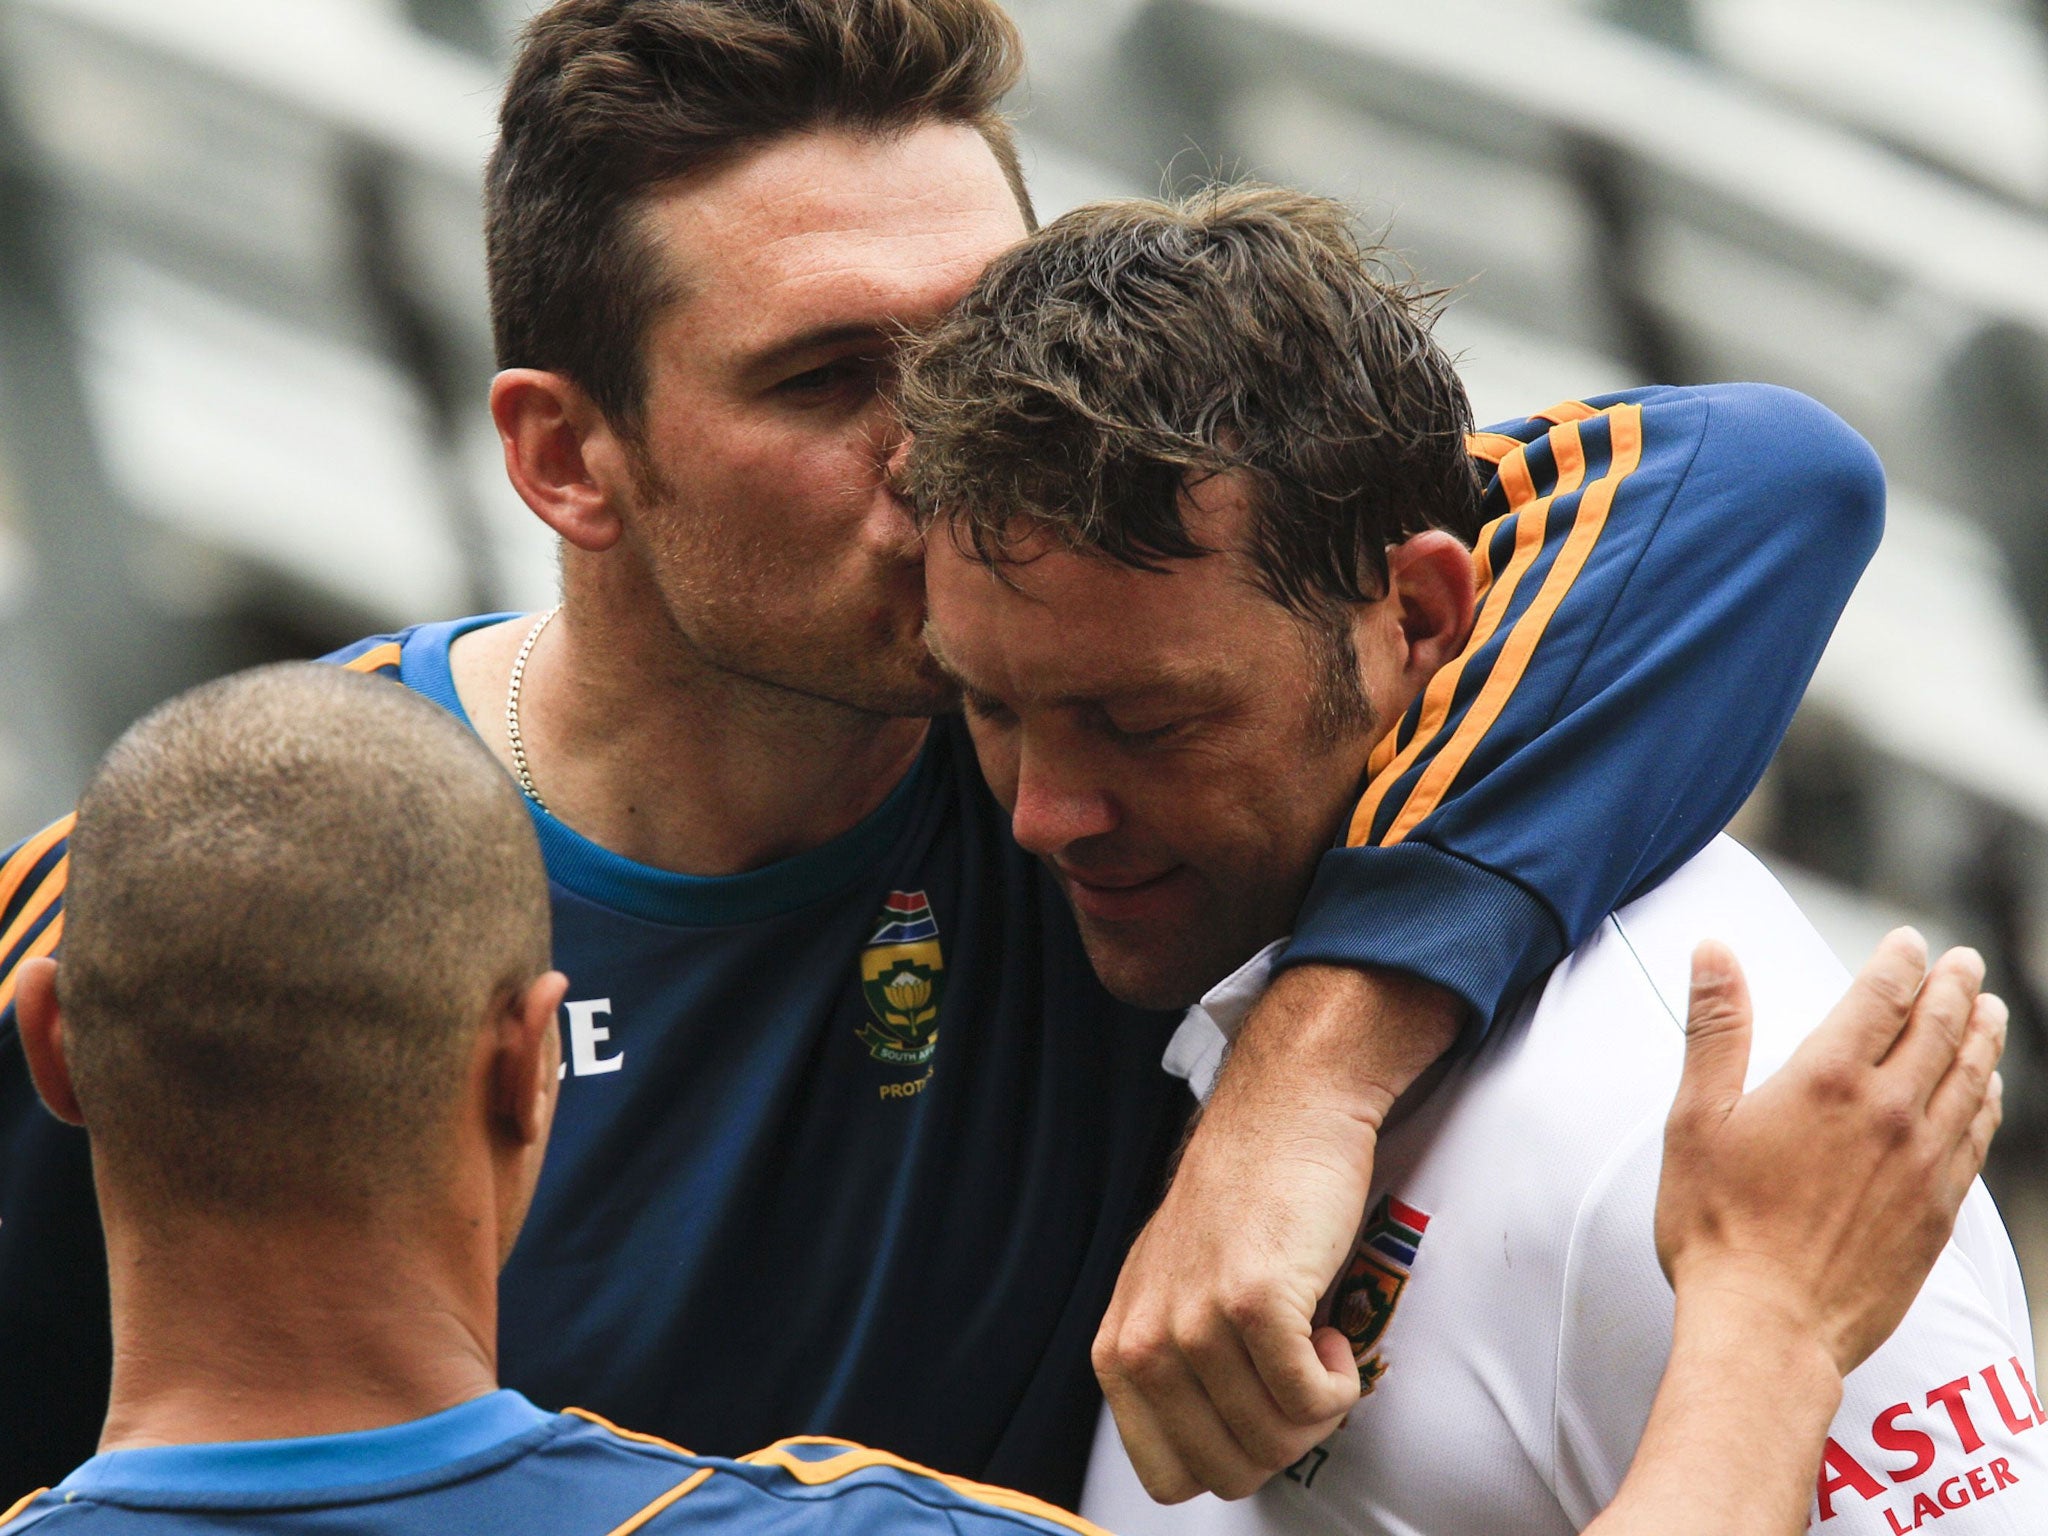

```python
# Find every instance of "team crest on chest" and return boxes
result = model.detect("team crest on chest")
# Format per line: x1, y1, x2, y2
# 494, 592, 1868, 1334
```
857, 891, 946, 1066
1331, 1194, 1431, 1394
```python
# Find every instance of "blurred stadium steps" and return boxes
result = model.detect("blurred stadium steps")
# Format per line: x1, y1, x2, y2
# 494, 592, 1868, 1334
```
0, 0, 556, 652
1686, 0, 2048, 211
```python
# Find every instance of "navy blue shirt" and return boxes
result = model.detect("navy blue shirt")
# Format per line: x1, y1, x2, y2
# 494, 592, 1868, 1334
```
0, 386, 1885, 1506
1, 1391, 1111, 1535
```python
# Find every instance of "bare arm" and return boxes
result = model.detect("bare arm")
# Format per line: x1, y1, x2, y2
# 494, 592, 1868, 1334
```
1587, 932, 2005, 1536
1093, 965, 1456, 1499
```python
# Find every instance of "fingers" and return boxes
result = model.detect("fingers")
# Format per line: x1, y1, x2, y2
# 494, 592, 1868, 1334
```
1098, 1368, 1202, 1505
1182, 1324, 1348, 1479
1098, 1343, 1283, 1502
1925, 990, 2006, 1131
1237, 1305, 1361, 1430
1883, 946, 1987, 1104
1824, 927, 1932, 1066
1930, 993, 2008, 1200
1964, 1071, 2005, 1180
1674, 941, 1755, 1124
1097, 1294, 1356, 1503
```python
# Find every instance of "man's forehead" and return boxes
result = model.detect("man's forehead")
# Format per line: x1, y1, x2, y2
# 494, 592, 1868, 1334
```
923, 542, 1263, 702
644, 124, 1024, 338
924, 609, 1232, 705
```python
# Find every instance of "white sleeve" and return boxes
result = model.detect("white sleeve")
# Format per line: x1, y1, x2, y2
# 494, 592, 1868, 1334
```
1816, 1181, 2048, 1533
1552, 1128, 2048, 1534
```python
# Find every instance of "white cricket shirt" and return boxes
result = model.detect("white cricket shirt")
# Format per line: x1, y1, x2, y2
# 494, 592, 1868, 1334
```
1081, 838, 2046, 1535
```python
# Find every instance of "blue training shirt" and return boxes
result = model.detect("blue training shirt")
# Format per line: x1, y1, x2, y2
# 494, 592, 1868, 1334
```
0, 384, 1885, 1506
0, 1391, 1113, 1535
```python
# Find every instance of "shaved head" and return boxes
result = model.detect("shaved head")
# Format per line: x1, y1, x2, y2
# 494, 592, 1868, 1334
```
58, 664, 552, 1219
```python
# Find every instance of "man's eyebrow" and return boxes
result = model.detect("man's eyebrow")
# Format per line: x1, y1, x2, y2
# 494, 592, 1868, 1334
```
743, 320, 896, 376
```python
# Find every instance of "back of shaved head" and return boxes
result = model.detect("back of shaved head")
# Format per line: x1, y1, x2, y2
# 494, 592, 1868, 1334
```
59, 664, 552, 1219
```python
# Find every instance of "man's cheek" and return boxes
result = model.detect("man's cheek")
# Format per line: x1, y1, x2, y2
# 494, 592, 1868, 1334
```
966, 729, 1020, 814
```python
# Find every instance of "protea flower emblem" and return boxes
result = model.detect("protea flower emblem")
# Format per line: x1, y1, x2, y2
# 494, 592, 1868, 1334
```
883, 971, 934, 1020
857, 891, 946, 1066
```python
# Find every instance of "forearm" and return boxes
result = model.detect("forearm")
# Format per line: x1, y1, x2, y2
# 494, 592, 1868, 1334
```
1216, 962, 1461, 1130
1585, 1291, 1842, 1536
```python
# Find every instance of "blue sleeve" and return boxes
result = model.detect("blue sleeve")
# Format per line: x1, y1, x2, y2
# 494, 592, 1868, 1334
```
1279, 383, 1884, 1030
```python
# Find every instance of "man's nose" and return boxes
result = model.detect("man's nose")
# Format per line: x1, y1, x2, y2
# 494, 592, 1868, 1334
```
1007, 741, 1118, 859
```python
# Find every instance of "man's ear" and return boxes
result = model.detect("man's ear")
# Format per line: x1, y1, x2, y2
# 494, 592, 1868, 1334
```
15, 958, 83, 1126
489, 969, 571, 1149
489, 369, 632, 554
1384, 530, 1477, 690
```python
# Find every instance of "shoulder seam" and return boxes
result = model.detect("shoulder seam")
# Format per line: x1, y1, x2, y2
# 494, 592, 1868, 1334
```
1546, 913, 1682, 1504
741, 1440, 1112, 1535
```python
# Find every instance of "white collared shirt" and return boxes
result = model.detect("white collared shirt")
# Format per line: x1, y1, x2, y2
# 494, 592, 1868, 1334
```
1082, 837, 2046, 1536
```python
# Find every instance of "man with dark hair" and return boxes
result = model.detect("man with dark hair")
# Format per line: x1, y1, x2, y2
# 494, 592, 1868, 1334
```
0, 665, 2007, 1536
0, 0, 1885, 1507
901, 188, 2048, 1534
489, 0, 1034, 443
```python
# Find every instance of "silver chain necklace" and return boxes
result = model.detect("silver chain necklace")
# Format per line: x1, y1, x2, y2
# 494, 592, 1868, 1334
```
506, 605, 561, 816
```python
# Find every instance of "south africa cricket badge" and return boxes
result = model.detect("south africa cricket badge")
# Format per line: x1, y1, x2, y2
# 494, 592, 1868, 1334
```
1330, 1194, 1432, 1395
857, 890, 946, 1066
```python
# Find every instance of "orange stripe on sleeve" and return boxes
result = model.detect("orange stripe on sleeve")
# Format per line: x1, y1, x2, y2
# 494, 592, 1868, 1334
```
0, 910, 64, 1019
0, 1488, 47, 1530
743, 1438, 1114, 1536
1534, 399, 1597, 425
0, 813, 74, 921
342, 642, 403, 675
1465, 431, 1522, 464
1346, 424, 1589, 847
597, 1468, 715, 1536
0, 856, 65, 982
1379, 403, 1645, 846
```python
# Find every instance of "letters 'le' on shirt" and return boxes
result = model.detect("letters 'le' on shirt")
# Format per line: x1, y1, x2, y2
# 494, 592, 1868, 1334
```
0, 385, 1887, 1505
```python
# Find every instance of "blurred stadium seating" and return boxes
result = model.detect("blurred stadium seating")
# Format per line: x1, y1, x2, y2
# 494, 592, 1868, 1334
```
1, 0, 2044, 1328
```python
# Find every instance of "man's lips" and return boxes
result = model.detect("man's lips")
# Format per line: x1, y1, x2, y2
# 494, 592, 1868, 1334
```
1055, 864, 1186, 924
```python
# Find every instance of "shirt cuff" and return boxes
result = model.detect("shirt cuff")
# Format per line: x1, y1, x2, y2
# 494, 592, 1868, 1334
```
1276, 840, 1568, 1048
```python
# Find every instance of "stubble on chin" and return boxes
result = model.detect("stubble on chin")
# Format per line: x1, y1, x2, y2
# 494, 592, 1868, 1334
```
1072, 919, 1211, 1014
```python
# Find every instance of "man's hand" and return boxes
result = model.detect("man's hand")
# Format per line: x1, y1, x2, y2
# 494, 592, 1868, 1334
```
1093, 962, 1461, 1502
1581, 930, 2005, 1536
1657, 929, 2007, 1378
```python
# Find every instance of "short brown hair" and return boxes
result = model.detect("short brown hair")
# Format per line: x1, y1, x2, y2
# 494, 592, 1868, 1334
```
488, 0, 1032, 433
59, 665, 552, 1218
898, 184, 1483, 623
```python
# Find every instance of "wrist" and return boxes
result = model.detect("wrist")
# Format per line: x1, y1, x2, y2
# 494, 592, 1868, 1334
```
1670, 1272, 1845, 1412
1222, 963, 1460, 1128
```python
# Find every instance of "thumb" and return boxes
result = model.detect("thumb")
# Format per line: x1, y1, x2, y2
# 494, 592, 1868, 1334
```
1677, 941, 1754, 1124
